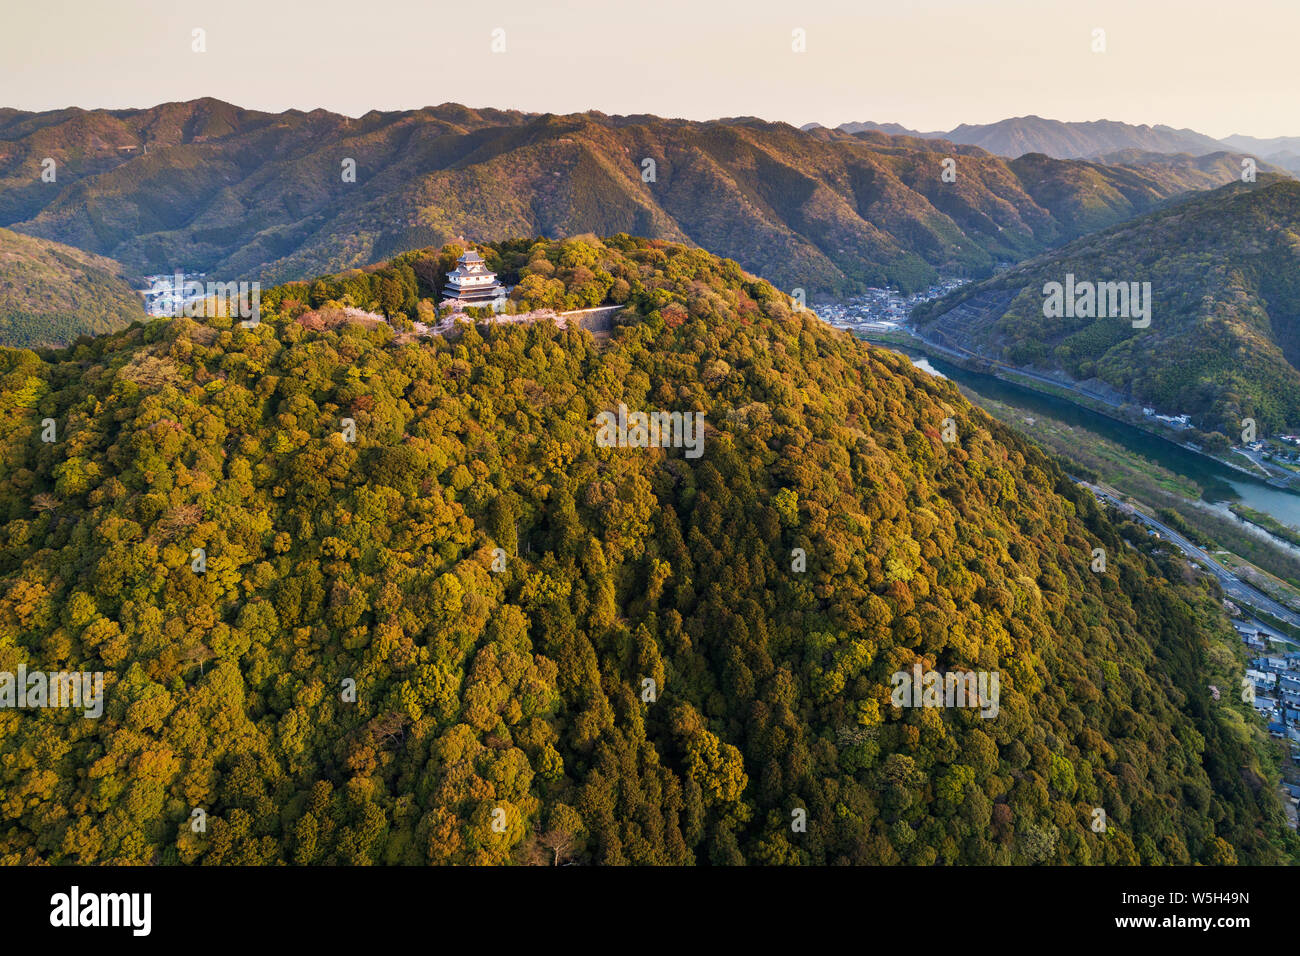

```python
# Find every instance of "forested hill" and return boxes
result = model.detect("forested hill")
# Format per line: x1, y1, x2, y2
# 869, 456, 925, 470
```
0, 227, 143, 348
915, 177, 1300, 436
1, 234, 1293, 865
0, 97, 1260, 296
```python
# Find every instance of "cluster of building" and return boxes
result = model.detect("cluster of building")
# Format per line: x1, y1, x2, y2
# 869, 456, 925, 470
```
815, 279, 967, 332
1141, 407, 1193, 430
140, 272, 207, 317
1247, 439, 1300, 466
1241, 646, 1300, 746
1232, 623, 1300, 811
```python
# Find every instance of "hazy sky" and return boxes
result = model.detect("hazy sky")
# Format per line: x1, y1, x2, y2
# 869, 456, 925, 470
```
3, 0, 1296, 138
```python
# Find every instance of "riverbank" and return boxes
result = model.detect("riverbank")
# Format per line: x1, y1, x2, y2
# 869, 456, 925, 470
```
859, 328, 1289, 488
870, 337, 1300, 603
1231, 503, 1300, 550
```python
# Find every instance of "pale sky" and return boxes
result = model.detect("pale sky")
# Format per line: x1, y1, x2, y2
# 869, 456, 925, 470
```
2, 0, 1296, 139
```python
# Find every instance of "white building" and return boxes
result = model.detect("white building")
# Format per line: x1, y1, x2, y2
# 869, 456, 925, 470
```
441, 249, 507, 310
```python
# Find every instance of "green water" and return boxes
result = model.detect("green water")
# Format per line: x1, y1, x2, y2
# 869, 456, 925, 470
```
900, 350, 1300, 532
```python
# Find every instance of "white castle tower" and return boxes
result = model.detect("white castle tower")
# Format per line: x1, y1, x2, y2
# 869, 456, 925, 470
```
441, 249, 507, 309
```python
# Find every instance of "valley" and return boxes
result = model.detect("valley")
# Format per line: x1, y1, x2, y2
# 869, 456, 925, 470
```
849, 305, 1300, 596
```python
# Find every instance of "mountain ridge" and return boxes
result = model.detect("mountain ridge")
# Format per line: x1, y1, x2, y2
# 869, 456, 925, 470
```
0, 99, 1270, 305
825, 115, 1293, 167
914, 176, 1300, 435
0, 226, 144, 348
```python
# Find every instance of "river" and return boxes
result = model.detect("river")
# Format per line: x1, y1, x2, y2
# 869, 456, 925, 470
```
891, 347, 1300, 532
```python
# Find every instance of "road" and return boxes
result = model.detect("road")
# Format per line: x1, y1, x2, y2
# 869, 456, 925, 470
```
891, 324, 1128, 408
1232, 445, 1295, 486
422, 304, 624, 337
1078, 480, 1300, 641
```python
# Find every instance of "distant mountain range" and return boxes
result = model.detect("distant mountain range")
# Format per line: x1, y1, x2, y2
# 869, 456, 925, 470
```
0, 227, 143, 348
914, 176, 1300, 435
809, 116, 1300, 173
0, 99, 1269, 308
1220, 134, 1300, 177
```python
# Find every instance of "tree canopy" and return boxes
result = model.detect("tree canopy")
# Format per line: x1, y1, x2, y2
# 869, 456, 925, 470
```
1, 234, 1293, 865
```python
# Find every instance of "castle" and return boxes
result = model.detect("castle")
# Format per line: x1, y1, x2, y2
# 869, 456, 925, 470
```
441, 249, 507, 311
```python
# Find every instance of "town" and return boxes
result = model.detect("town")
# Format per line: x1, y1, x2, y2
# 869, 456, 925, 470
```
139, 272, 208, 317
1240, 619, 1300, 818
1242, 619, 1300, 751
813, 279, 968, 333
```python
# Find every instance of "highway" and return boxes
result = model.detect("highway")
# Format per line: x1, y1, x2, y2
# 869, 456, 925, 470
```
1078, 480, 1300, 641
889, 324, 1129, 409
865, 316, 1300, 641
